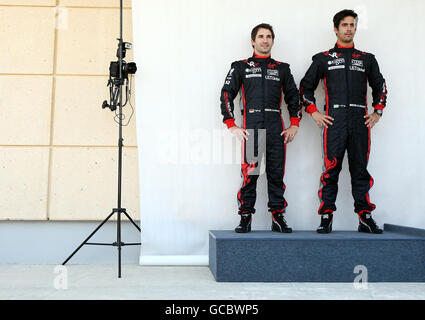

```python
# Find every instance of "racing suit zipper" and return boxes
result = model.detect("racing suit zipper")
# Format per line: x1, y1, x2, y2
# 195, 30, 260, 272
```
262, 61, 266, 110
344, 51, 350, 108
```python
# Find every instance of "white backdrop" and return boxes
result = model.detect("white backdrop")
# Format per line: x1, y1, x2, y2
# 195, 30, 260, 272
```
133, 0, 425, 265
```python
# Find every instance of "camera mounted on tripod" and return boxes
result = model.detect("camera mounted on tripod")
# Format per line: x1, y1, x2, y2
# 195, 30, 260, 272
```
102, 40, 137, 112
109, 41, 137, 79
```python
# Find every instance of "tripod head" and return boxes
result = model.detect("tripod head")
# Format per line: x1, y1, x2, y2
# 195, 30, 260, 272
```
116, 40, 131, 59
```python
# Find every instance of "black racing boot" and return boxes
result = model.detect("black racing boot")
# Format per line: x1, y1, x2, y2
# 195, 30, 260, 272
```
235, 213, 252, 233
271, 210, 292, 233
358, 211, 383, 234
316, 212, 333, 234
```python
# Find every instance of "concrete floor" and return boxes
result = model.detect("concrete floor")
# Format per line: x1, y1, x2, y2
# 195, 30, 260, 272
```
1, 264, 425, 300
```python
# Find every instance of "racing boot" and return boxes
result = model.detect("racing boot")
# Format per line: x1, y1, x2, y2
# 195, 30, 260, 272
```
316, 212, 333, 234
271, 210, 292, 233
358, 211, 383, 234
235, 213, 252, 233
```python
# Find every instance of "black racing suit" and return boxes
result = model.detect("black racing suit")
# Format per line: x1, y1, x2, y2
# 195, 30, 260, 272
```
220, 53, 301, 214
300, 43, 387, 215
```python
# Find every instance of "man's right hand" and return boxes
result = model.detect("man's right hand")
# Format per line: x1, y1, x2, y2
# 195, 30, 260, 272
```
229, 126, 250, 141
311, 111, 334, 128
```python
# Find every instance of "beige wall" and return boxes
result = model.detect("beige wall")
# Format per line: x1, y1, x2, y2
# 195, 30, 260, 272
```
0, 0, 139, 221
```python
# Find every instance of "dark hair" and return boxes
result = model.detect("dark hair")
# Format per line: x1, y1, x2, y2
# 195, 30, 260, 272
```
251, 23, 275, 41
333, 9, 358, 29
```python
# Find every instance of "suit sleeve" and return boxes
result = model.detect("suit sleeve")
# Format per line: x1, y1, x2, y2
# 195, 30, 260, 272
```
220, 62, 242, 129
368, 55, 387, 111
282, 64, 301, 127
299, 54, 324, 115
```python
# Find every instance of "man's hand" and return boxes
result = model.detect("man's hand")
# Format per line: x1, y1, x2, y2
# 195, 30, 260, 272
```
280, 125, 298, 144
311, 111, 334, 128
364, 112, 381, 128
229, 126, 250, 141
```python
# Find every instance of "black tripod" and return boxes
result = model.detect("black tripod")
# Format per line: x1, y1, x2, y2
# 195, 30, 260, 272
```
62, 0, 140, 278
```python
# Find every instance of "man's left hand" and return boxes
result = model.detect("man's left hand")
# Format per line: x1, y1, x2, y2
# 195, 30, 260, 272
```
364, 112, 381, 128
281, 125, 298, 144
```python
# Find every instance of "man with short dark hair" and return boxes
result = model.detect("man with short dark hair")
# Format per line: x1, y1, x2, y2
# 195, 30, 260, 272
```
220, 23, 301, 233
300, 9, 387, 234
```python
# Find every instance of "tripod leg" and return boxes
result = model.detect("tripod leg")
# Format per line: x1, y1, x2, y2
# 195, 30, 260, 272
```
62, 211, 115, 265
123, 211, 141, 232
117, 210, 121, 278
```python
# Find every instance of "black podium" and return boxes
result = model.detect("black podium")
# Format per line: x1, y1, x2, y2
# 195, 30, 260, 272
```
209, 224, 425, 282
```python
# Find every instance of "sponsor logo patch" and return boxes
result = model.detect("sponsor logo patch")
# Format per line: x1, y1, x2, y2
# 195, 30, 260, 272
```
329, 52, 341, 58
246, 74, 262, 78
349, 66, 365, 72
351, 59, 364, 67
225, 68, 234, 83
328, 58, 345, 65
265, 75, 280, 81
245, 67, 262, 73
328, 65, 345, 70
247, 61, 259, 67
267, 69, 279, 76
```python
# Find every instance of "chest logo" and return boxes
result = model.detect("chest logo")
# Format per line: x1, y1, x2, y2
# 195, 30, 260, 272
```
329, 52, 342, 58
328, 58, 345, 66
245, 67, 262, 74
267, 69, 279, 76
350, 59, 365, 72
247, 61, 259, 67
351, 59, 364, 67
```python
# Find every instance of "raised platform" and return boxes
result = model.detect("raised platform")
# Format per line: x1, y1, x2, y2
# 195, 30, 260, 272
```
209, 224, 425, 282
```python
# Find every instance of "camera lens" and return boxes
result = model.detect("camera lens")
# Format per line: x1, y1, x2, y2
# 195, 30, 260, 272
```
126, 62, 137, 75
